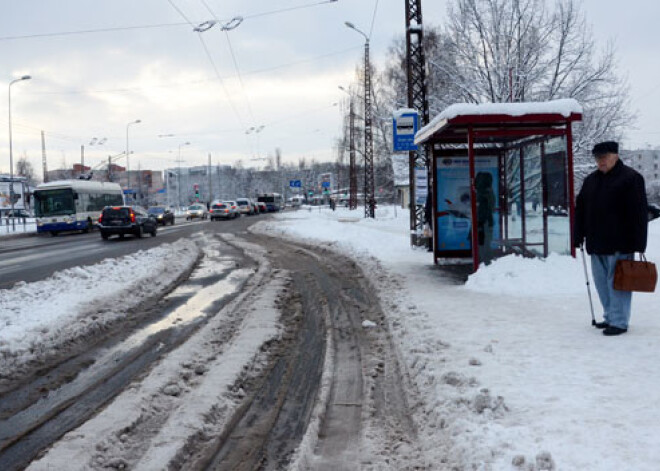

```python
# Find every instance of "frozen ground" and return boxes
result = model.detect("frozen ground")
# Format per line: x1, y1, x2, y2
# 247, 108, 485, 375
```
2, 205, 659, 470
252, 204, 660, 471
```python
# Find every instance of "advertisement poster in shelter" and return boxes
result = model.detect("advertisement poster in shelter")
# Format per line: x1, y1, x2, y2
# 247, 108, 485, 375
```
435, 156, 499, 252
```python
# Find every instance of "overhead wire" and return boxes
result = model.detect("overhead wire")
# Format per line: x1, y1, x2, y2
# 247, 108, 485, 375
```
199, 0, 256, 124
26, 46, 361, 96
0, 0, 339, 42
369, 0, 380, 39
165, 0, 247, 130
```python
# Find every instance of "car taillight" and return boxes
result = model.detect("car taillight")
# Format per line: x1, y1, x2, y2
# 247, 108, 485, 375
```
224, 209, 229, 213
130, 211, 136, 223
98, 214, 103, 223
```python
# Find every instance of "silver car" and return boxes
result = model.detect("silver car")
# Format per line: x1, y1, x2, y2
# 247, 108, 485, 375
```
186, 204, 208, 220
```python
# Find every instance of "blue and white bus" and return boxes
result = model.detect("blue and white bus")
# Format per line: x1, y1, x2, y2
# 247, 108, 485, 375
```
34, 180, 124, 235
257, 193, 284, 212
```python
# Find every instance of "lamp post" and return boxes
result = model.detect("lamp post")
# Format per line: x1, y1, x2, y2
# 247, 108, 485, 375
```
8, 75, 32, 231
345, 21, 375, 218
176, 142, 191, 208
125, 119, 141, 204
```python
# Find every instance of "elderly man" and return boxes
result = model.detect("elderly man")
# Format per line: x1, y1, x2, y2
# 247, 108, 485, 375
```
574, 141, 648, 336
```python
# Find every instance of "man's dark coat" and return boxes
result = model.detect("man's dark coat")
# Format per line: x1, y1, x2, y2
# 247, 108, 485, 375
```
574, 159, 648, 254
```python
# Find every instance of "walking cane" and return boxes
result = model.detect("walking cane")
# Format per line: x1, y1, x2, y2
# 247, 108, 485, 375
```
580, 245, 596, 326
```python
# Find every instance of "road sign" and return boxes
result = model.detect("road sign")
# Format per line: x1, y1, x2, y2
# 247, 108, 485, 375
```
393, 109, 419, 152
321, 181, 330, 188
289, 179, 302, 188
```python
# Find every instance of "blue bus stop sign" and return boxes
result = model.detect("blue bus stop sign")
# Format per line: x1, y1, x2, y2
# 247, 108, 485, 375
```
393, 109, 419, 152
289, 179, 302, 188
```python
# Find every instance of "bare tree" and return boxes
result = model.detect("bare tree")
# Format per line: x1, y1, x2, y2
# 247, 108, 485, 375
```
384, 0, 632, 174
16, 154, 39, 186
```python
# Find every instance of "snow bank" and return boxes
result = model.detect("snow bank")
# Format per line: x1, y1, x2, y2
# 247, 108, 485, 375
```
0, 239, 200, 383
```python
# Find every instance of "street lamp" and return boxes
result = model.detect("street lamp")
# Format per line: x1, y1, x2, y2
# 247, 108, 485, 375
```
345, 21, 375, 218
176, 142, 191, 208
125, 119, 141, 203
8, 74, 32, 231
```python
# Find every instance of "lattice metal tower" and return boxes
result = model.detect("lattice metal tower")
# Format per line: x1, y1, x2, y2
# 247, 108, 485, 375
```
363, 41, 376, 218
349, 100, 358, 210
406, 0, 430, 244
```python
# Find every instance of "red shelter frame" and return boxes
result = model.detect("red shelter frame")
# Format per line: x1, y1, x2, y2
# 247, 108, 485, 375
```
415, 103, 583, 272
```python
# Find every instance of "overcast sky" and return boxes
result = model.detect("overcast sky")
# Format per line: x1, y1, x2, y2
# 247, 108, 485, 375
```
1, 0, 657, 177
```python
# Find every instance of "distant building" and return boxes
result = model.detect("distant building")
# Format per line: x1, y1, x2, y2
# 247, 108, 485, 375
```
621, 148, 660, 201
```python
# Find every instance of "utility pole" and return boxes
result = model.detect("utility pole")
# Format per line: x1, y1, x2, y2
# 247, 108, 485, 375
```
405, 0, 430, 245
41, 131, 48, 183
363, 39, 375, 218
208, 153, 212, 203
349, 100, 358, 210
80, 145, 85, 176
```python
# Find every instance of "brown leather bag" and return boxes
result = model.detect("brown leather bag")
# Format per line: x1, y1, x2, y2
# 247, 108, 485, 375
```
613, 254, 658, 292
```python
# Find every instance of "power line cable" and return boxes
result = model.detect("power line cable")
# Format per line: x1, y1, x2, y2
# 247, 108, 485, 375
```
25, 45, 361, 96
199, 0, 256, 124
369, 0, 380, 39
0, 0, 338, 42
166, 0, 247, 129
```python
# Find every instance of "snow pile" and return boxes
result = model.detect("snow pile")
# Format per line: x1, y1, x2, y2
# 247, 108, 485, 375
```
254, 206, 660, 471
465, 252, 586, 296
0, 239, 200, 383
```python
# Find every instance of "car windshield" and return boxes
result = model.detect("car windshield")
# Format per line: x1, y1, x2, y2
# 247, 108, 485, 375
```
237, 201, 248, 206
148, 207, 165, 214
212, 204, 226, 209
188, 205, 203, 210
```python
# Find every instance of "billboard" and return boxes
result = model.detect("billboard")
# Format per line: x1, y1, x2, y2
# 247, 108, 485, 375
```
435, 156, 499, 253
0, 180, 27, 212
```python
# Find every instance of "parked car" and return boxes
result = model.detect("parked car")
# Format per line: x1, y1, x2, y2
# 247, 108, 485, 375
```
147, 206, 175, 225
3, 209, 34, 219
257, 202, 268, 213
186, 204, 208, 220
209, 202, 238, 220
98, 206, 157, 240
235, 198, 255, 215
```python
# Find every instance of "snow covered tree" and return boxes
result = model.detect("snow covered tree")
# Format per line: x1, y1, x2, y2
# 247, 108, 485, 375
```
384, 0, 632, 177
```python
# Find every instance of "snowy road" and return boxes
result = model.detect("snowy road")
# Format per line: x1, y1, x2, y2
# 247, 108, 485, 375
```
0, 218, 214, 289
1, 217, 419, 470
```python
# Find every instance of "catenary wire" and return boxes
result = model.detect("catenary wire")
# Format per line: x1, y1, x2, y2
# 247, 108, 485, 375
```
0, 0, 338, 42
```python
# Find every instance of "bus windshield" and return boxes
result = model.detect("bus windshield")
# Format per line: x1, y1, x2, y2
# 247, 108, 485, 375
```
258, 195, 275, 203
34, 188, 75, 217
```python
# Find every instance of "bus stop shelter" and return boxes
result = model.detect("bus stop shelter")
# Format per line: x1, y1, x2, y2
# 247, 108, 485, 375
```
414, 99, 583, 272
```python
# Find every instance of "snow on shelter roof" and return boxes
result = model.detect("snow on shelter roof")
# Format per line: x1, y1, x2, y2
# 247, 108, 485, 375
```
415, 99, 582, 145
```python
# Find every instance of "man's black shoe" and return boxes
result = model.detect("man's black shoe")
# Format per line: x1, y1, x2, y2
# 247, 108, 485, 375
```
603, 326, 627, 336
594, 321, 609, 329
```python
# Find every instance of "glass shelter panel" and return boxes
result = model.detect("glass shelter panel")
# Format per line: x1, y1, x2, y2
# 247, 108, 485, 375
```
523, 143, 544, 255
503, 149, 522, 244
543, 136, 571, 255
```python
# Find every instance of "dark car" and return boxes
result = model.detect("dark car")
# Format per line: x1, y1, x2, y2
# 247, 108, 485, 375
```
257, 202, 268, 213
148, 206, 175, 225
98, 206, 157, 240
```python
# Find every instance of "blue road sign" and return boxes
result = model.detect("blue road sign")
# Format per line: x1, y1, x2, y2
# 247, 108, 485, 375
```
289, 179, 302, 188
321, 181, 330, 188
393, 109, 419, 152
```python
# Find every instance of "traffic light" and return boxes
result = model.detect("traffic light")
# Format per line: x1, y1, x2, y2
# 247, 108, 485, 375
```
194, 184, 200, 200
